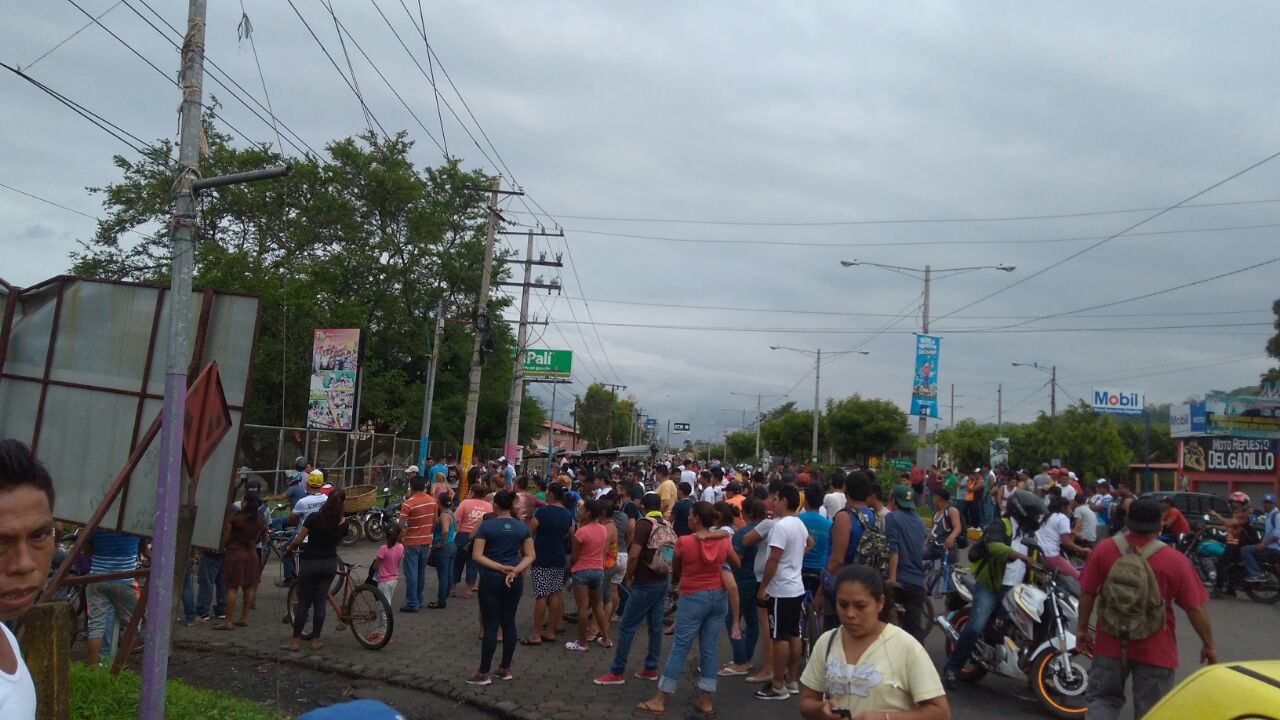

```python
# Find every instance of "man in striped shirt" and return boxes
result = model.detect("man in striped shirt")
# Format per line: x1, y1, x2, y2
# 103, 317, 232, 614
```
86, 529, 144, 665
399, 476, 437, 612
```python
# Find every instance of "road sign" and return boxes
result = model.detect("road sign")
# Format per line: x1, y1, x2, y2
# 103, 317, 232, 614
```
522, 349, 572, 378
888, 459, 913, 471
183, 362, 232, 481
644, 418, 657, 429
672, 422, 691, 434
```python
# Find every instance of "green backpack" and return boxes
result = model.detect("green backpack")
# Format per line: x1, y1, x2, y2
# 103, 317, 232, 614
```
1097, 536, 1166, 645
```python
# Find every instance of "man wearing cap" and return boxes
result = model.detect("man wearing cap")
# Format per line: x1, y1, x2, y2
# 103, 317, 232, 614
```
884, 484, 928, 641
1077, 498, 1217, 720
1243, 493, 1280, 583
404, 464, 421, 490
1089, 480, 1114, 533
1032, 463, 1053, 497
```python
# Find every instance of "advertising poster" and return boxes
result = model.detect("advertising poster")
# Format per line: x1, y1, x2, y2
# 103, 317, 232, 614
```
308, 328, 362, 430
1181, 436, 1277, 474
1203, 393, 1280, 439
910, 334, 940, 418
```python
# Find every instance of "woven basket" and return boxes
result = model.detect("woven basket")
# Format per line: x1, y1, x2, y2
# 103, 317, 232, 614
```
344, 484, 377, 513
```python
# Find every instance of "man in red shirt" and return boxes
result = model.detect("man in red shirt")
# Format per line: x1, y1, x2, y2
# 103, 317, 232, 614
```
398, 476, 437, 612
1158, 496, 1190, 541
1076, 498, 1216, 720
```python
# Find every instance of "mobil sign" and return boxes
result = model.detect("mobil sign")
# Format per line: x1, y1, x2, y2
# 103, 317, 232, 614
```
1093, 387, 1144, 416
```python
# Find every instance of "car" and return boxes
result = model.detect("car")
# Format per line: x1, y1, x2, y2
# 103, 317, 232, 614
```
1142, 660, 1280, 720
1142, 491, 1230, 529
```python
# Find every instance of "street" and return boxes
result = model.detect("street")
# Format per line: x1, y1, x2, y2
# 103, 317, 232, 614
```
175, 542, 1280, 720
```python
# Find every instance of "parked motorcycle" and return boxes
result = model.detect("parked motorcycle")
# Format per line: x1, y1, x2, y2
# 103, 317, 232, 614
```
361, 488, 400, 543
936, 564, 1091, 719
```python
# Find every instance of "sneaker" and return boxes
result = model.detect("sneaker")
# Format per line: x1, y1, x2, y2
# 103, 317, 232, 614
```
194, 615, 210, 624
634, 669, 659, 681
494, 667, 513, 681
1245, 574, 1267, 583
754, 687, 789, 701
785, 681, 800, 695
593, 672, 626, 686
399, 606, 418, 613
465, 671, 492, 686
942, 668, 958, 690
213, 611, 227, 620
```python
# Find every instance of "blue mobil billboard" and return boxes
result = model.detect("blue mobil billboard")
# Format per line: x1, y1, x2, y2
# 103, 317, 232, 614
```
910, 334, 940, 418
1170, 402, 1208, 437
1092, 388, 1144, 416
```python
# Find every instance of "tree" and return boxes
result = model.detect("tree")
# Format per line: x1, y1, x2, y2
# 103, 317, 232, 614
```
761, 411, 822, 460
932, 419, 1000, 471
724, 431, 756, 461
1266, 298, 1280, 384
572, 383, 634, 449
1006, 403, 1130, 482
824, 395, 908, 464
1114, 409, 1177, 465
69, 119, 545, 448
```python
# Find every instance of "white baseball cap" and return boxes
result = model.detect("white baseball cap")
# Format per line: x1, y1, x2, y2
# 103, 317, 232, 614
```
405, 465, 419, 473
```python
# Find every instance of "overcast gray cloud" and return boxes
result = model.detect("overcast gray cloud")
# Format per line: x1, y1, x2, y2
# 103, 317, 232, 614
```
4, 1, 1278, 442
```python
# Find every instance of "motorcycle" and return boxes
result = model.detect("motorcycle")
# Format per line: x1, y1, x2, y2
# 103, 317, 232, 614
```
1186, 515, 1280, 604
1174, 522, 1224, 586
936, 564, 1091, 719
361, 488, 401, 543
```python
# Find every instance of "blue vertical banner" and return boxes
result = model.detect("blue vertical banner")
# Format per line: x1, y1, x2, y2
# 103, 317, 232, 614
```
910, 334, 940, 418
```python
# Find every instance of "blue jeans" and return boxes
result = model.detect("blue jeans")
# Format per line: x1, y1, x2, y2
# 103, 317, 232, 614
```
402, 545, 430, 609
453, 532, 477, 587
726, 576, 759, 665
434, 543, 457, 606
659, 588, 727, 694
196, 552, 226, 617
1242, 545, 1280, 578
610, 579, 669, 676
946, 584, 1004, 672
181, 565, 196, 622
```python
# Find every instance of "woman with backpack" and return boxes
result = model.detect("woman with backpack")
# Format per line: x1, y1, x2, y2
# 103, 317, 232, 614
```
797, 565, 950, 720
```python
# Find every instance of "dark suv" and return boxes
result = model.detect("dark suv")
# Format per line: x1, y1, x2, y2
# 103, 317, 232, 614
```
1141, 491, 1230, 528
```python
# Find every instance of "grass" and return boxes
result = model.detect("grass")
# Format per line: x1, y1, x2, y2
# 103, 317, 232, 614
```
70, 662, 284, 720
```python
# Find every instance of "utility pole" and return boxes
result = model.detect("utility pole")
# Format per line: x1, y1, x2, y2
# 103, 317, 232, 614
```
1050, 365, 1057, 420
601, 382, 627, 448
417, 298, 445, 469
812, 348, 822, 463
459, 179, 518, 498
950, 383, 954, 427
997, 383, 1003, 433
498, 229, 562, 465
919, 264, 930, 459
755, 395, 762, 459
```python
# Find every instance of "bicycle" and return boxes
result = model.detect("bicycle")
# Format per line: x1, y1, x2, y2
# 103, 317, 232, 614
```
285, 560, 393, 650
922, 542, 956, 598
800, 571, 823, 662
260, 528, 297, 586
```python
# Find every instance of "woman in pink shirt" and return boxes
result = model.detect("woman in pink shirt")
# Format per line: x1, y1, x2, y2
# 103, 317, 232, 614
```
565, 499, 615, 652
637, 501, 738, 718
454, 483, 493, 599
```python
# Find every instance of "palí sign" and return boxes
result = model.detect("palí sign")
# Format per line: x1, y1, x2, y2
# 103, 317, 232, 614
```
522, 348, 573, 378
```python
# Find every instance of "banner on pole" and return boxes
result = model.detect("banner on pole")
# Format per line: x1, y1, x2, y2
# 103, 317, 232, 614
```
910, 334, 940, 418
308, 328, 363, 430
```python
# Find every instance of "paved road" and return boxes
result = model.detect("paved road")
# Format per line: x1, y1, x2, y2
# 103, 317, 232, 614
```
176, 542, 1279, 719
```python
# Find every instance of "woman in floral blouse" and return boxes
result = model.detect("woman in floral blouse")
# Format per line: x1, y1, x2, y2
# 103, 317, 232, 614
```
798, 565, 950, 720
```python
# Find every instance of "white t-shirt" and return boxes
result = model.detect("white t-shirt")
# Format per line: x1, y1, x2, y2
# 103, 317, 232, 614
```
680, 470, 698, 488
766, 515, 809, 598
1073, 505, 1098, 542
0, 622, 36, 720
752, 518, 778, 582
823, 492, 846, 521
1002, 517, 1029, 587
292, 493, 327, 523
800, 624, 945, 715
1036, 513, 1071, 558
1057, 483, 1077, 502
700, 485, 724, 504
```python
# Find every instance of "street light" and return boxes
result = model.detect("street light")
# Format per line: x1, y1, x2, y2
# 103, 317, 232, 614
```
770, 346, 870, 463
730, 390, 789, 460
1011, 361, 1058, 419
840, 259, 1016, 465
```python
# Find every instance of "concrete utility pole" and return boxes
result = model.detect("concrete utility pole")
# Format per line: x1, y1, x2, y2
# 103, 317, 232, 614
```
1012, 361, 1057, 421
920, 265, 931, 457
601, 382, 627, 447
459, 178, 507, 496
417, 298, 445, 469
499, 229, 562, 464
997, 383, 1003, 432
812, 348, 822, 463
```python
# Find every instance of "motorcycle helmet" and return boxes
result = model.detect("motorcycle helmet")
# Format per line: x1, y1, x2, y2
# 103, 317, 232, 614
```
1229, 491, 1250, 506
294, 456, 308, 471
1006, 488, 1046, 533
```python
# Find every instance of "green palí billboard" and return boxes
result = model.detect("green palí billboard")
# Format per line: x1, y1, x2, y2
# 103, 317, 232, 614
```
522, 348, 572, 378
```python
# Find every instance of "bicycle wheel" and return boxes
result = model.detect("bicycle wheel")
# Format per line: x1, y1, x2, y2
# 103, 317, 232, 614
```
346, 584, 393, 650
1244, 567, 1280, 604
65, 587, 87, 646
342, 517, 364, 546
918, 594, 936, 640
801, 595, 821, 662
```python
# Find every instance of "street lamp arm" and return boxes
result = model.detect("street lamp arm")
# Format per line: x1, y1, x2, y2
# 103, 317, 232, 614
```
840, 260, 1015, 274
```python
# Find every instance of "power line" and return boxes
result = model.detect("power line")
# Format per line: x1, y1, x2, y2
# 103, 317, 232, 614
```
285, 0, 390, 139
237, 1, 281, 152
936, 147, 1280, 322
26, 0, 123, 70
0, 182, 149, 239
502, 196, 1280, 228
2, 62, 158, 157
407, 0, 448, 155
538, 319, 1270, 335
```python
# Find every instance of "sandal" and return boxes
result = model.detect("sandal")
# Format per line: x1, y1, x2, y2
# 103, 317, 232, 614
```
634, 701, 666, 716
564, 640, 589, 652
520, 638, 543, 646
427, 602, 446, 609
595, 636, 613, 648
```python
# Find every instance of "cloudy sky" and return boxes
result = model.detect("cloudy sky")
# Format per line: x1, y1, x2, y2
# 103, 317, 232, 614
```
5, 1, 1279, 442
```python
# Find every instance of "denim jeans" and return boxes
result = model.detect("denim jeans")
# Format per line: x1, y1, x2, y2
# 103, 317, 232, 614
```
610, 579, 669, 676
433, 542, 457, 606
196, 552, 226, 617
402, 544, 430, 609
1242, 545, 1280, 578
453, 532, 477, 587
659, 588, 727, 694
726, 576, 759, 664
946, 583, 1005, 672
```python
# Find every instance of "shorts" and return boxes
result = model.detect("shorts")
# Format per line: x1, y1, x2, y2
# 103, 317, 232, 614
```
571, 568, 604, 589
531, 566, 564, 598
88, 581, 139, 639
767, 594, 804, 640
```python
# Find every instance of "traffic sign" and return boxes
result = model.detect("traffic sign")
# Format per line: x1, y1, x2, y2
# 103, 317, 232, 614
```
521, 349, 572, 378
644, 418, 657, 428
672, 422, 691, 434
183, 363, 232, 481
888, 459, 913, 471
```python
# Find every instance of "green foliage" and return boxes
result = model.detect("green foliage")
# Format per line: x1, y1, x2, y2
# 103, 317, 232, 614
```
572, 383, 634, 449
761, 410, 822, 460
1266, 298, 1280, 383
724, 430, 756, 461
1113, 411, 1177, 464
70, 662, 280, 719
69, 120, 545, 448
932, 419, 1000, 470
1004, 402, 1131, 482
824, 395, 908, 464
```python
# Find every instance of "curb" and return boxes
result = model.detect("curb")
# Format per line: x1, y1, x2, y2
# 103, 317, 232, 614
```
174, 638, 537, 720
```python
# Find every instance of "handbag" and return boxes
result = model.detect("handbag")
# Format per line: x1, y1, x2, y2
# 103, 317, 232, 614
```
426, 548, 439, 567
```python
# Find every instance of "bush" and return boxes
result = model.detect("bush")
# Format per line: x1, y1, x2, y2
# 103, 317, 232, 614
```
70, 662, 281, 720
